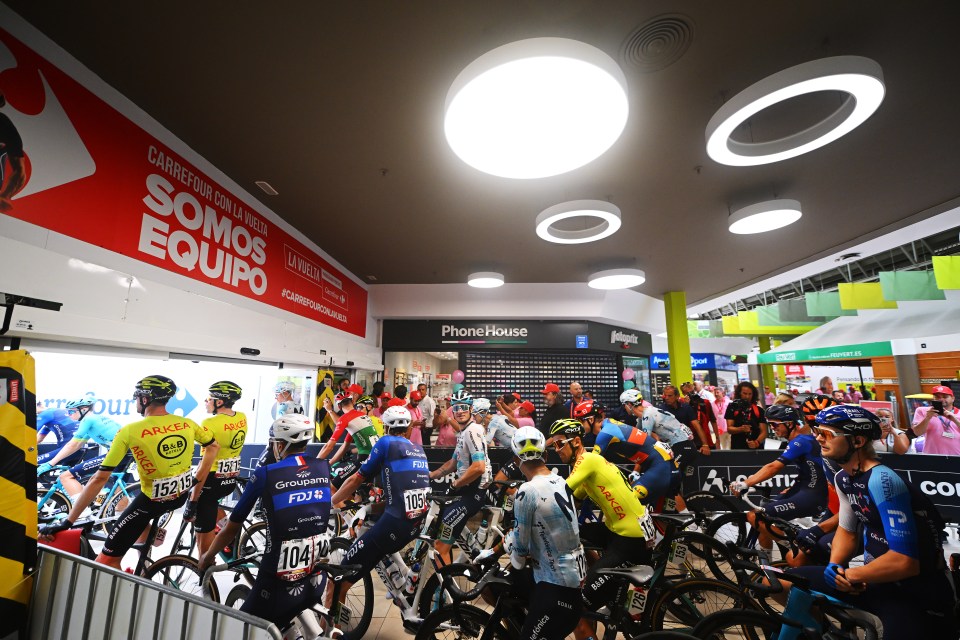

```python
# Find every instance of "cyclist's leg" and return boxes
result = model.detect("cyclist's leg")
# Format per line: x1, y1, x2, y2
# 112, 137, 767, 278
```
632, 463, 673, 506
98, 492, 186, 569
195, 476, 237, 555
522, 581, 582, 640
62, 453, 106, 498
757, 491, 823, 551
434, 485, 484, 566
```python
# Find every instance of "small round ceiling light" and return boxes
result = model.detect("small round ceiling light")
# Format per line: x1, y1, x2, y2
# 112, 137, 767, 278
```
705, 56, 884, 166
588, 268, 646, 290
728, 199, 802, 234
445, 38, 629, 179
536, 200, 621, 244
467, 272, 505, 288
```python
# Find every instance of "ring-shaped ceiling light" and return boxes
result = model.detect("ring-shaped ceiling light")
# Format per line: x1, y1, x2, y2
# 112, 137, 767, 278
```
536, 200, 622, 244
728, 199, 802, 234
705, 56, 885, 166
467, 272, 505, 288
588, 268, 646, 290
445, 38, 629, 179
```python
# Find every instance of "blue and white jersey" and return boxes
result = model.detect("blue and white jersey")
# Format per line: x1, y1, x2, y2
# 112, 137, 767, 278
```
507, 473, 585, 588
37, 409, 79, 446
359, 434, 431, 520
453, 422, 491, 487
639, 406, 693, 445
776, 434, 826, 497
835, 464, 945, 573
73, 414, 122, 448
485, 414, 516, 448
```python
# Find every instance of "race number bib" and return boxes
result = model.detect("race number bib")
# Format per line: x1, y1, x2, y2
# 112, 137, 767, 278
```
152, 470, 192, 501
502, 493, 514, 512
277, 534, 325, 581
628, 586, 648, 615
668, 540, 688, 565
638, 511, 656, 540
653, 440, 673, 458
215, 456, 242, 478
403, 487, 430, 519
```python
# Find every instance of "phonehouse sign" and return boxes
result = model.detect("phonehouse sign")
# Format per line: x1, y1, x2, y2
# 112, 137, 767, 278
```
0, 27, 366, 337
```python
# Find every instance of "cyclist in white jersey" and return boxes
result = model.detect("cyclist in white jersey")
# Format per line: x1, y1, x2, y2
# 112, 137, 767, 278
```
482, 397, 517, 447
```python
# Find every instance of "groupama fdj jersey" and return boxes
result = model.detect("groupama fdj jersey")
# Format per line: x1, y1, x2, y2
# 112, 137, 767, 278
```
101, 415, 214, 500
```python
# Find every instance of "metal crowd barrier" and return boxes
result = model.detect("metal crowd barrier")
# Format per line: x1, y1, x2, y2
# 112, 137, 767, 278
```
29, 546, 281, 640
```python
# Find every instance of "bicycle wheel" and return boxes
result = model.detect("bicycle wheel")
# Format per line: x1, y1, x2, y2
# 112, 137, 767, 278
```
143, 554, 218, 601
705, 512, 750, 550
96, 485, 138, 535
38, 491, 71, 522
417, 562, 495, 620
237, 520, 269, 556
690, 608, 778, 639
683, 491, 740, 516
662, 531, 738, 585
649, 578, 751, 631
225, 584, 250, 609
415, 604, 510, 640
328, 536, 373, 640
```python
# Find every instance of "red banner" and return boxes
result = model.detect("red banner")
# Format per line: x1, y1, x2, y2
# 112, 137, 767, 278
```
0, 29, 366, 337
785, 365, 806, 376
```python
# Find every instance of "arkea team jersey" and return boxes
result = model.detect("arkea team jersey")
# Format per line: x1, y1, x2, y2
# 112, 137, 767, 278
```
73, 414, 122, 448
566, 451, 648, 539
485, 414, 516, 447
201, 411, 248, 478
508, 473, 585, 588
230, 455, 331, 580
639, 406, 693, 445
835, 464, 945, 573
593, 418, 678, 472
776, 434, 826, 497
101, 414, 214, 500
37, 409, 78, 446
358, 435, 430, 520
453, 422, 492, 487
331, 409, 383, 455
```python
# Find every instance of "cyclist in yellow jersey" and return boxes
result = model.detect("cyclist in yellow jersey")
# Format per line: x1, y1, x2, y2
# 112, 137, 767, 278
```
40, 375, 219, 570
184, 380, 247, 555
547, 418, 655, 640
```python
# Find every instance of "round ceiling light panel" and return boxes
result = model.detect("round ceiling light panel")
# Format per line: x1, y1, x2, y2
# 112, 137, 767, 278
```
445, 38, 629, 179
588, 268, 646, 290
536, 200, 621, 244
467, 271, 505, 288
728, 199, 802, 234
705, 56, 885, 166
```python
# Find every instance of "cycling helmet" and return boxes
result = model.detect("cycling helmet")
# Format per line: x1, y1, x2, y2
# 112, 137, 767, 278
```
356, 395, 376, 408
134, 375, 177, 403
208, 380, 242, 402
573, 399, 601, 420
801, 394, 838, 425
274, 381, 296, 395
549, 418, 585, 439
511, 426, 546, 462
815, 405, 882, 440
450, 389, 473, 407
65, 396, 96, 410
333, 391, 351, 411
270, 414, 315, 444
472, 398, 491, 415
764, 404, 803, 424
619, 389, 643, 405
382, 406, 412, 432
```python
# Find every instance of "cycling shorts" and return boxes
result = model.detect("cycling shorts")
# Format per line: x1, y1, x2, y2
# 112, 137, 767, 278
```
633, 463, 681, 505
579, 521, 651, 611
241, 573, 325, 628
39, 443, 98, 467
102, 491, 188, 557
195, 475, 238, 533
341, 513, 423, 582
438, 483, 486, 544
67, 451, 132, 484
523, 581, 583, 640
763, 490, 823, 521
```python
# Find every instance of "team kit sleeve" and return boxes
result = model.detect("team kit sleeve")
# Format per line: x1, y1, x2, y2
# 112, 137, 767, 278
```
776, 438, 807, 464
566, 455, 592, 500
99, 426, 131, 471
191, 420, 216, 446
509, 485, 532, 561
869, 467, 920, 557
465, 426, 487, 463
230, 469, 267, 523
358, 437, 387, 479
835, 481, 857, 534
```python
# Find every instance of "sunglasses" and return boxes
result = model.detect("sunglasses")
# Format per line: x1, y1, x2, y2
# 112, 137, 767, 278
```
551, 437, 575, 451
473, 409, 489, 416
452, 404, 472, 413
811, 426, 853, 440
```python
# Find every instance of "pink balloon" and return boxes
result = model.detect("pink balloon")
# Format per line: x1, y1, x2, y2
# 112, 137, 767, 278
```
452, 369, 465, 384
622, 368, 635, 381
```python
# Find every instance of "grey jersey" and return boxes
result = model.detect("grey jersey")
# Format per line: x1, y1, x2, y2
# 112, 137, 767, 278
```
454, 421, 492, 486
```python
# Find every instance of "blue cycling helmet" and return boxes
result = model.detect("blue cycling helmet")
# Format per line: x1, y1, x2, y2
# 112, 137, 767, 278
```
764, 404, 803, 424
815, 405, 881, 441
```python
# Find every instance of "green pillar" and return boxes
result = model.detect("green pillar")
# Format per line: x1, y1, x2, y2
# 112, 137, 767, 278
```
758, 336, 775, 402
664, 291, 693, 391
774, 339, 786, 393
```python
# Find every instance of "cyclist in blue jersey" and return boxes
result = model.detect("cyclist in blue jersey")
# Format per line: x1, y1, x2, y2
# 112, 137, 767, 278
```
785, 405, 957, 640
199, 414, 332, 630
729, 405, 827, 556
330, 405, 431, 629
37, 398, 96, 468
575, 400, 680, 505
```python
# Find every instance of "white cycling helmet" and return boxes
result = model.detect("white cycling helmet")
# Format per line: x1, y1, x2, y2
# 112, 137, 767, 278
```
472, 398, 491, 415
511, 426, 546, 462
270, 414, 314, 444
382, 406, 412, 432
274, 381, 296, 395
620, 388, 643, 405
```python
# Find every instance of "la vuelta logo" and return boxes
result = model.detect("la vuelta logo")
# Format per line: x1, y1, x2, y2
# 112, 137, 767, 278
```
137, 173, 269, 295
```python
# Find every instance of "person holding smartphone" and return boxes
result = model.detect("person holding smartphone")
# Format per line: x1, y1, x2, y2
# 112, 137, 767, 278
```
911, 385, 960, 455
873, 408, 912, 454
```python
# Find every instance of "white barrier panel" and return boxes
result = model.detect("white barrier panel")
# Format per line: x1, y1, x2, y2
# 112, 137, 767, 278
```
29, 547, 281, 640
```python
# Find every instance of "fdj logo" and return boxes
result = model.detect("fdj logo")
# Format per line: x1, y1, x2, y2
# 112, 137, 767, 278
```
230, 430, 246, 449
157, 435, 187, 459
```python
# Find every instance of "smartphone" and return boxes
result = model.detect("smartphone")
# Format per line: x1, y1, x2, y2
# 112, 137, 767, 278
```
932, 400, 945, 414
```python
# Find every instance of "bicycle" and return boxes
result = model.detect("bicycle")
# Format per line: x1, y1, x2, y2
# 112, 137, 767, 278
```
37, 461, 140, 526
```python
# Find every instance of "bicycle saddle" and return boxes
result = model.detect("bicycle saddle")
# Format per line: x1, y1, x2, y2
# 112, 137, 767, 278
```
652, 513, 695, 528
595, 565, 654, 587
315, 561, 363, 581
430, 494, 460, 505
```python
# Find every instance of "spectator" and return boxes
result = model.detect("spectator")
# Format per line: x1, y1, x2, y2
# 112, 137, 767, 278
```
710, 386, 731, 449
847, 385, 863, 403
582, 388, 595, 400
694, 381, 713, 402
372, 392, 391, 419
434, 399, 457, 446
679, 381, 695, 403
406, 391, 425, 446
495, 393, 522, 429
725, 381, 766, 450
860, 385, 873, 401
874, 407, 912, 454
911, 385, 960, 455
336, 377, 351, 395
831, 390, 847, 404
394, 384, 408, 401
763, 386, 776, 407
417, 383, 436, 444
371, 380, 385, 398
818, 376, 835, 396
348, 383, 364, 401
563, 382, 585, 418
658, 385, 710, 456
774, 392, 797, 406
691, 392, 721, 450
518, 401, 537, 428
537, 383, 567, 437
